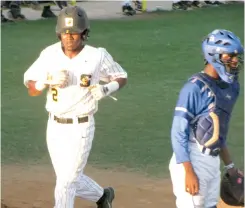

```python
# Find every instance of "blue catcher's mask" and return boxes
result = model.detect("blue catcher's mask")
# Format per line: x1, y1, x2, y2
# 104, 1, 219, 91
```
202, 29, 244, 83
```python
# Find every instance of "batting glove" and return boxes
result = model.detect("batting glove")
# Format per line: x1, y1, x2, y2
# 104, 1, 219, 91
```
89, 84, 107, 101
89, 81, 119, 101
35, 70, 69, 91
46, 70, 69, 88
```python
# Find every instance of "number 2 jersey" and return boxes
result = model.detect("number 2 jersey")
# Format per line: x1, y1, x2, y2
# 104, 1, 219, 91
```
23, 42, 127, 117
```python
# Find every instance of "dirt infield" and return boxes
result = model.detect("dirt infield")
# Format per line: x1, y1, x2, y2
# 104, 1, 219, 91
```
1, 164, 240, 208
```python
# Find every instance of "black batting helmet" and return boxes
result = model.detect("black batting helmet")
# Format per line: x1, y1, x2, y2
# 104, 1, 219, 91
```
56, 6, 90, 38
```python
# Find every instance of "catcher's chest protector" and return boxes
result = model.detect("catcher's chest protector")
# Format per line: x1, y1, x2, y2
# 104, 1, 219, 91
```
190, 73, 239, 149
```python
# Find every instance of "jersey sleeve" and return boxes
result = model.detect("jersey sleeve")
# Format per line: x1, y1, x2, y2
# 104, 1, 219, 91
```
171, 116, 191, 163
98, 48, 127, 81
171, 81, 202, 164
174, 81, 203, 121
23, 50, 48, 87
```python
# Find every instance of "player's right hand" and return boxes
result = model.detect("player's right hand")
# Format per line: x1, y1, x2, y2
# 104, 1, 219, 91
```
185, 168, 199, 196
46, 70, 69, 88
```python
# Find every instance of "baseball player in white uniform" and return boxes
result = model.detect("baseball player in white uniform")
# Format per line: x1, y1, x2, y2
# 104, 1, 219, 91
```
23, 6, 127, 208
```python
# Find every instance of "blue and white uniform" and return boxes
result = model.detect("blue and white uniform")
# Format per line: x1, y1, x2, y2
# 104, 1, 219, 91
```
168, 29, 243, 208
169, 71, 239, 208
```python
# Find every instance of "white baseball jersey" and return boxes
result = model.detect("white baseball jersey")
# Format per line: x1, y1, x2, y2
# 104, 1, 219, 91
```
24, 42, 127, 117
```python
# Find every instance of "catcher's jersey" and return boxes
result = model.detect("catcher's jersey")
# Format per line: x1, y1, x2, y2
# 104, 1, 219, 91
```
171, 71, 239, 164
24, 42, 127, 117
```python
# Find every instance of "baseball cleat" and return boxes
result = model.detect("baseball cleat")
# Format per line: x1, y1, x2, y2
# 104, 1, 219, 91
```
97, 187, 115, 208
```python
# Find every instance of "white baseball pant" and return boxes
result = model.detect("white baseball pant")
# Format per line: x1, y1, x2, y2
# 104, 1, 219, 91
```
46, 115, 104, 208
169, 142, 221, 208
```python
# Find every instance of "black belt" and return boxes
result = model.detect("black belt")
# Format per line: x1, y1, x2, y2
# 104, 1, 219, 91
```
51, 114, 88, 124
191, 138, 221, 157
201, 146, 220, 157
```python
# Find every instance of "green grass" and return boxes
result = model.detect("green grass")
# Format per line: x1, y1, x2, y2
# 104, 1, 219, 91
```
1, 4, 244, 177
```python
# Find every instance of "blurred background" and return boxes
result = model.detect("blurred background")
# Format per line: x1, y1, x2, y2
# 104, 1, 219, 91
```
1, 0, 243, 23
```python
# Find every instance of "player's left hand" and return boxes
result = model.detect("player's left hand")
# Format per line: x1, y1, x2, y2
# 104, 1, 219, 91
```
89, 84, 107, 101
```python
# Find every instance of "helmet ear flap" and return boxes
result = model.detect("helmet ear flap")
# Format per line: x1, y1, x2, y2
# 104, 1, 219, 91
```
81, 29, 90, 41
57, 34, 61, 40
211, 54, 221, 63
203, 55, 218, 65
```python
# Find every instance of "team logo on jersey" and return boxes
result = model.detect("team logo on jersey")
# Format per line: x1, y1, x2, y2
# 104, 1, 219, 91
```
80, 74, 91, 87
65, 17, 73, 27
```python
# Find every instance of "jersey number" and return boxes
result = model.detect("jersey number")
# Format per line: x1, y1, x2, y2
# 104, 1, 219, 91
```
51, 88, 58, 102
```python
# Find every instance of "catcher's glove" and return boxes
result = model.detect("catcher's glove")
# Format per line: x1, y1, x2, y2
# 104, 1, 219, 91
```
220, 169, 244, 207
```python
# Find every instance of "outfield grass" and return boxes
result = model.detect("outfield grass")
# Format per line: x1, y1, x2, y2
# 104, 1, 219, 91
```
1, 4, 244, 177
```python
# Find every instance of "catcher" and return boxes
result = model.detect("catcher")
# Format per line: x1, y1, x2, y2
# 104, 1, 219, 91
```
169, 29, 244, 208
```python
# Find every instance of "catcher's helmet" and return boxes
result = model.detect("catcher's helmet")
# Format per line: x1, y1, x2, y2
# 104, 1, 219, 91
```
202, 29, 244, 84
56, 6, 90, 35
